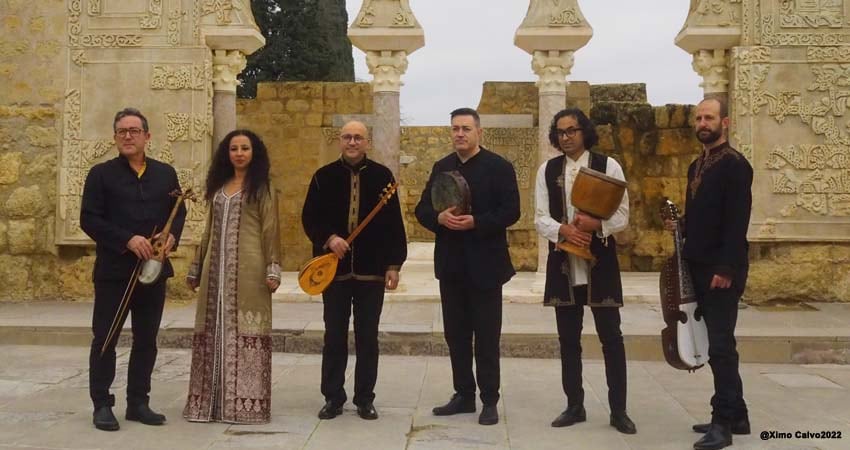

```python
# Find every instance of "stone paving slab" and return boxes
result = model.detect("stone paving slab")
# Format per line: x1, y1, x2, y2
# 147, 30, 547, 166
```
0, 346, 848, 449
1, 293, 849, 363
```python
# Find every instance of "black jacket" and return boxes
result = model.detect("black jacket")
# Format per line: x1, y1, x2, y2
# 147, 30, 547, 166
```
683, 142, 753, 279
80, 155, 186, 281
301, 157, 407, 281
415, 148, 520, 288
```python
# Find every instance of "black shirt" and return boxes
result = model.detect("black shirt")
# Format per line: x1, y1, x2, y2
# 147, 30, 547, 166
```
80, 155, 186, 281
415, 147, 520, 288
682, 142, 753, 277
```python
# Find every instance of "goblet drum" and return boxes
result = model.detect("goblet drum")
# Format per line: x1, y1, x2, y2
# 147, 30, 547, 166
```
431, 170, 471, 215
557, 166, 627, 260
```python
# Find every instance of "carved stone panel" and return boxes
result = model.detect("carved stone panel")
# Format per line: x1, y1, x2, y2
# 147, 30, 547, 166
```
759, 0, 850, 45
57, 45, 212, 245
481, 128, 539, 230
732, 44, 850, 240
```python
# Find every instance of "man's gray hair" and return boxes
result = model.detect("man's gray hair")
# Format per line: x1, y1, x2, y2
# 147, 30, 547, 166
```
113, 107, 149, 132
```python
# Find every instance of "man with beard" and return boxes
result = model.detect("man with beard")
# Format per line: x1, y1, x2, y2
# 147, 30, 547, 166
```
534, 108, 636, 434
665, 96, 752, 450
415, 108, 520, 426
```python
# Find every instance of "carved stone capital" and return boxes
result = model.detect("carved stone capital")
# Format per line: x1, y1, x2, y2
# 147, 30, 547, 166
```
532, 50, 574, 93
365, 50, 409, 93
692, 49, 730, 94
212, 49, 246, 92
674, 0, 741, 54
348, 0, 424, 54
515, 0, 592, 54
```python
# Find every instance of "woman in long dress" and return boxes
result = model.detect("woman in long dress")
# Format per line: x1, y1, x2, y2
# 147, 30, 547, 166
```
183, 129, 281, 424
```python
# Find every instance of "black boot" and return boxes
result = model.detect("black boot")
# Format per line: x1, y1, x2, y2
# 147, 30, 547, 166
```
693, 416, 750, 435
610, 411, 637, 434
356, 403, 378, 420
693, 423, 732, 450
318, 401, 343, 420
551, 405, 586, 428
93, 406, 119, 431
125, 403, 165, 425
432, 394, 475, 416
478, 404, 499, 425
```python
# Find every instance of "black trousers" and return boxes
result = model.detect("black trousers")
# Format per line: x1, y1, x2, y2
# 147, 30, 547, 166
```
89, 278, 166, 410
439, 280, 502, 406
555, 286, 627, 413
690, 263, 748, 425
321, 279, 385, 407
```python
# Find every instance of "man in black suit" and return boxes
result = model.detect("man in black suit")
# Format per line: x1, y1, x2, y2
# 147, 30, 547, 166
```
80, 107, 186, 431
415, 107, 520, 426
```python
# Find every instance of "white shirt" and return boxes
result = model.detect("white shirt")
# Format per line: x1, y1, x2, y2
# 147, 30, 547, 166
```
534, 151, 630, 286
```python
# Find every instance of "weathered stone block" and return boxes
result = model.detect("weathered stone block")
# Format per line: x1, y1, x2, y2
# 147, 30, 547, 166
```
596, 124, 615, 151
25, 126, 58, 148
58, 254, 95, 301
656, 129, 699, 156
259, 100, 283, 113
0, 221, 7, 252
7, 219, 36, 254
0, 152, 23, 184
5, 185, 47, 218
0, 254, 29, 301
24, 153, 57, 178
285, 99, 311, 113
256, 83, 278, 100
590, 83, 647, 103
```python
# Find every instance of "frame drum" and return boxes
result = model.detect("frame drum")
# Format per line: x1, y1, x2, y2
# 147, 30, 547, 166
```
570, 166, 627, 219
431, 170, 471, 215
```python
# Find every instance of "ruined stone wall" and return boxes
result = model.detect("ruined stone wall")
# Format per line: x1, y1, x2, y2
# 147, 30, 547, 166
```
0, 0, 70, 301
237, 81, 373, 271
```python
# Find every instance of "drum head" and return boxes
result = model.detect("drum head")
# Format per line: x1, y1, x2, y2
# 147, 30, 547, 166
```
431, 171, 471, 215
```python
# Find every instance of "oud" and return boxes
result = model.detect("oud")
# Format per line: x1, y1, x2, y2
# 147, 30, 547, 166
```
659, 199, 708, 371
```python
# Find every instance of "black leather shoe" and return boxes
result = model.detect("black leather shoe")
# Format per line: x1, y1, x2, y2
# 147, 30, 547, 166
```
693, 417, 750, 435
551, 405, 586, 427
356, 403, 378, 420
125, 404, 165, 425
93, 406, 119, 431
478, 404, 499, 425
693, 423, 733, 450
432, 394, 475, 416
610, 411, 637, 434
318, 401, 343, 420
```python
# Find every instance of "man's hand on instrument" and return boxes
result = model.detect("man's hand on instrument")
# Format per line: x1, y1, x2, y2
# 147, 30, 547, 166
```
153, 232, 176, 257
127, 235, 154, 260
328, 235, 350, 259
439, 206, 475, 231
186, 276, 199, 291
559, 223, 592, 247
265, 277, 280, 292
710, 274, 732, 289
663, 218, 678, 234
573, 212, 601, 233
437, 206, 457, 227
385, 270, 399, 290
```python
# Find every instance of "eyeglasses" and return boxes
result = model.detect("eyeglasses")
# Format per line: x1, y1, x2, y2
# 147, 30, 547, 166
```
115, 128, 144, 137
340, 134, 366, 143
556, 128, 582, 138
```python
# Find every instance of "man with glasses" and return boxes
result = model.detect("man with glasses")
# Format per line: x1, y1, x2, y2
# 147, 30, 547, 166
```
301, 120, 407, 421
534, 108, 636, 434
415, 108, 520, 426
80, 107, 186, 431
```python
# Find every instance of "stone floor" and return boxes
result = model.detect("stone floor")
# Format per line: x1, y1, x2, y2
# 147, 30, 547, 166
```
0, 345, 848, 450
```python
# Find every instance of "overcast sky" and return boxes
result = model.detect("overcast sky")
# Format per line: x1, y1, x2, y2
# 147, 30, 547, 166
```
344, 1, 702, 125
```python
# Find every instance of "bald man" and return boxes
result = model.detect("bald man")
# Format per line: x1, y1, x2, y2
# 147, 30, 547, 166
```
302, 121, 407, 421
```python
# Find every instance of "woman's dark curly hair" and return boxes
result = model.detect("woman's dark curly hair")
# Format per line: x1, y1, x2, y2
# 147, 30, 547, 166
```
205, 129, 271, 203
548, 108, 598, 152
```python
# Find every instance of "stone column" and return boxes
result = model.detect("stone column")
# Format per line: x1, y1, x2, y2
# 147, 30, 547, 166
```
692, 48, 730, 100
366, 50, 409, 176
211, 50, 246, 148
348, 0, 424, 178
515, 0, 592, 274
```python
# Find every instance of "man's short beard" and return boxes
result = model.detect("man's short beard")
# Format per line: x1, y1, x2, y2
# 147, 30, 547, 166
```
697, 129, 722, 144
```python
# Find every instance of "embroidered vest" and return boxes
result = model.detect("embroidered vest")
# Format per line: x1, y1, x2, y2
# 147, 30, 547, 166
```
542, 152, 624, 307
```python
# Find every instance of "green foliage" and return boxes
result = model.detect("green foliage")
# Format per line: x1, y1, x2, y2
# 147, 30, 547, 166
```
238, 0, 355, 98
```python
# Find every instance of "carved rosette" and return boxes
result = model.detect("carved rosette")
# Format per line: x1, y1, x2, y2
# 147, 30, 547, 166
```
365, 50, 409, 93
693, 48, 730, 94
532, 50, 574, 94
212, 50, 246, 92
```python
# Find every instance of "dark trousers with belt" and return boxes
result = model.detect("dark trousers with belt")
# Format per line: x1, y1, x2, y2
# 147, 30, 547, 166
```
690, 262, 748, 425
89, 278, 166, 410
555, 285, 627, 413
321, 279, 385, 408
439, 279, 503, 406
